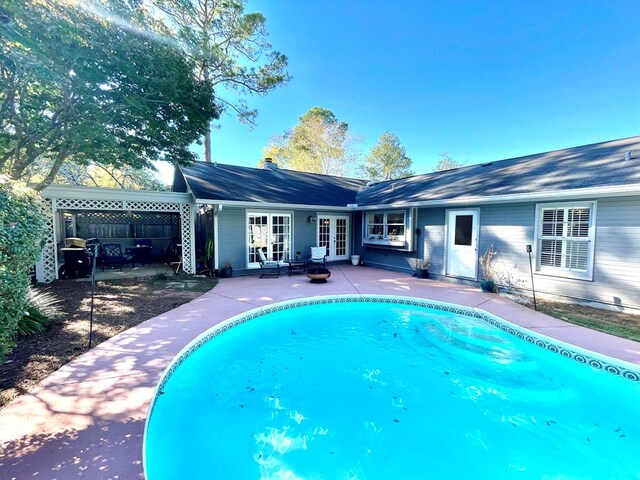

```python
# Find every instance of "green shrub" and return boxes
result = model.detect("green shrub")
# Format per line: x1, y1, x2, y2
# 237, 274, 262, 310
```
0, 176, 48, 360
17, 287, 63, 336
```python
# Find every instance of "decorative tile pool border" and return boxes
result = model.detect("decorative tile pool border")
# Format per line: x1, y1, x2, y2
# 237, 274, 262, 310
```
147, 294, 640, 421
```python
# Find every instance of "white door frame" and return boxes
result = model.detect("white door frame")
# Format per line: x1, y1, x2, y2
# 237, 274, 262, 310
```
317, 214, 350, 261
445, 209, 479, 279
246, 211, 292, 268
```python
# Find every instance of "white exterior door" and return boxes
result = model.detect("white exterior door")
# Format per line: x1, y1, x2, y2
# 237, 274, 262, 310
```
317, 215, 350, 261
446, 209, 479, 279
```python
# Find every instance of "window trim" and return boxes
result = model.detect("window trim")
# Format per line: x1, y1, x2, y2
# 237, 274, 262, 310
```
363, 210, 407, 246
533, 201, 597, 281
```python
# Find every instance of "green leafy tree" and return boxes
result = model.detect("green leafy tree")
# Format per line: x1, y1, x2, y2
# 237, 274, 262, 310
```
363, 132, 413, 181
25, 161, 168, 191
0, 0, 218, 190
263, 107, 362, 176
149, 0, 290, 162
433, 151, 466, 171
0, 176, 48, 361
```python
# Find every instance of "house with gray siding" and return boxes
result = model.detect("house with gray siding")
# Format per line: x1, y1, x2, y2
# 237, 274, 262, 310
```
174, 136, 640, 313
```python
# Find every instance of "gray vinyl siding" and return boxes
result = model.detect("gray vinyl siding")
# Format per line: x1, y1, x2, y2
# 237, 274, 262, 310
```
216, 206, 246, 272
352, 211, 364, 256
369, 197, 640, 311
420, 208, 446, 275
362, 247, 415, 272
293, 210, 318, 259
216, 208, 353, 275
471, 199, 640, 310
531, 196, 640, 310
476, 203, 535, 284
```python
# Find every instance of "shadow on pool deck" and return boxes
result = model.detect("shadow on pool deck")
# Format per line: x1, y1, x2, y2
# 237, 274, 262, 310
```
1, 264, 639, 479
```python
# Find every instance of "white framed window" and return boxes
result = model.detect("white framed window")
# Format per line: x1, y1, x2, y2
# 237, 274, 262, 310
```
247, 212, 291, 268
535, 202, 596, 279
364, 210, 406, 244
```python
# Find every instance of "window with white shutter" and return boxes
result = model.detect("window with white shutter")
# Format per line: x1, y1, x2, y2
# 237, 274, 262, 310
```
535, 202, 596, 279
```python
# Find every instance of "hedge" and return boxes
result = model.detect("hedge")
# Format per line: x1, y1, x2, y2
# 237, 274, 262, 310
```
0, 175, 48, 362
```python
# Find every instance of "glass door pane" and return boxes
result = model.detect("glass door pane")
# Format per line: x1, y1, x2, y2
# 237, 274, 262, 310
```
335, 218, 347, 256
248, 215, 268, 264
271, 215, 290, 261
318, 217, 331, 256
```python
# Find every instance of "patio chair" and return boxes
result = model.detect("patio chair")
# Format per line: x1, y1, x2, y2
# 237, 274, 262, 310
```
257, 248, 284, 278
307, 246, 327, 269
101, 243, 134, 271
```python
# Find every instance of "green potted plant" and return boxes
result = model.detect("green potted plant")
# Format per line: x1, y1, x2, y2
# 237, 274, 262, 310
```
413, 258, 431, 279
478, 245, 497, 292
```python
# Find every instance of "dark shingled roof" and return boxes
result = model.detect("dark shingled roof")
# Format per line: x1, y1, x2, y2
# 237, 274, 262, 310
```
180, 162, 366, 207
177, 136, 640, 208
357, 136, 640, 206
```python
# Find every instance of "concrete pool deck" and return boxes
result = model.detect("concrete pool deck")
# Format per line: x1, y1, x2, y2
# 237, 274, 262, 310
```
1, 264, 639, 479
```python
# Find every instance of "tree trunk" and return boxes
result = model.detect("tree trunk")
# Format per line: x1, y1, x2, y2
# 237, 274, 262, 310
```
33, 148, 68, 191
204, 123, 212, 163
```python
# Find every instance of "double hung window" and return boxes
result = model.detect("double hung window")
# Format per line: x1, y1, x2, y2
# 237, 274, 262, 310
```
536, 202, 595, 279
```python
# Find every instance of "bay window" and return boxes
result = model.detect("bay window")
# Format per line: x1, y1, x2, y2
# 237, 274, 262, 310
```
365, 210, 406, 244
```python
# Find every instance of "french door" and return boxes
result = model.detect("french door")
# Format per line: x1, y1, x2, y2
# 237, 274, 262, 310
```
445, 209, 479, 279
317, 215, 350, 261
247, 213, 291, 268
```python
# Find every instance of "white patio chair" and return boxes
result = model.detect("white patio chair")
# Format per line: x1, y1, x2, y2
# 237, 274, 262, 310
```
307, 246, 327, 269
257, 249, 284, 278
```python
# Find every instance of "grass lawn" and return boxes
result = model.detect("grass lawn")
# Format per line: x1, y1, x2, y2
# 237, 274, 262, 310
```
534, 300, 640, 342
0, 274, 218, 408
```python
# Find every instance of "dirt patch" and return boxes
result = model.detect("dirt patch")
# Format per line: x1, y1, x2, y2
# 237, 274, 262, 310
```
0, 275, 218, 408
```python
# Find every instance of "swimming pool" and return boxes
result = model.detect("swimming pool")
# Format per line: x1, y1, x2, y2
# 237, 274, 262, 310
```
144, 295, 640, 479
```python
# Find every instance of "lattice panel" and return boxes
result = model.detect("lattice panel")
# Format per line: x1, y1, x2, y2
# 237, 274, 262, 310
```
180, 204, 194, 274
54, 198, 183, 213
55, 198, 124, 210
37, 198, 57, 283
124, 201, 182, 212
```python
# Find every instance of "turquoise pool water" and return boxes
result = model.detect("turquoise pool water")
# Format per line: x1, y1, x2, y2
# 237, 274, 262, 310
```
144, 298, 640, 479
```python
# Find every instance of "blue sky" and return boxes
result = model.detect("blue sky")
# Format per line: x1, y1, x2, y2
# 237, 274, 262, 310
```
160, 1, 640, 182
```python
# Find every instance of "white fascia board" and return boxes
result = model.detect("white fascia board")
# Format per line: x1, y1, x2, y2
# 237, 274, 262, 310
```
358, 184, 640, 210
195, 199, 355, 211
42, 184, 193, 204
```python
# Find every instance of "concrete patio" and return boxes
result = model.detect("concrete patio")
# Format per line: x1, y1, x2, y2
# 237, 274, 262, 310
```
1, 265, 639, 479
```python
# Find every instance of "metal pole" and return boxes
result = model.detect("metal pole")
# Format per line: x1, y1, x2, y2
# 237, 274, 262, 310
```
526, 244, 537, 311
88, 244, 98, 348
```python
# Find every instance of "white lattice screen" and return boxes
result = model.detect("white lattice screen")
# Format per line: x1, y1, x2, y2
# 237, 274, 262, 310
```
37, 196, 194, 282
35, 198, 58, 283
55, 198, 183, 212
180, 204, 194, 274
